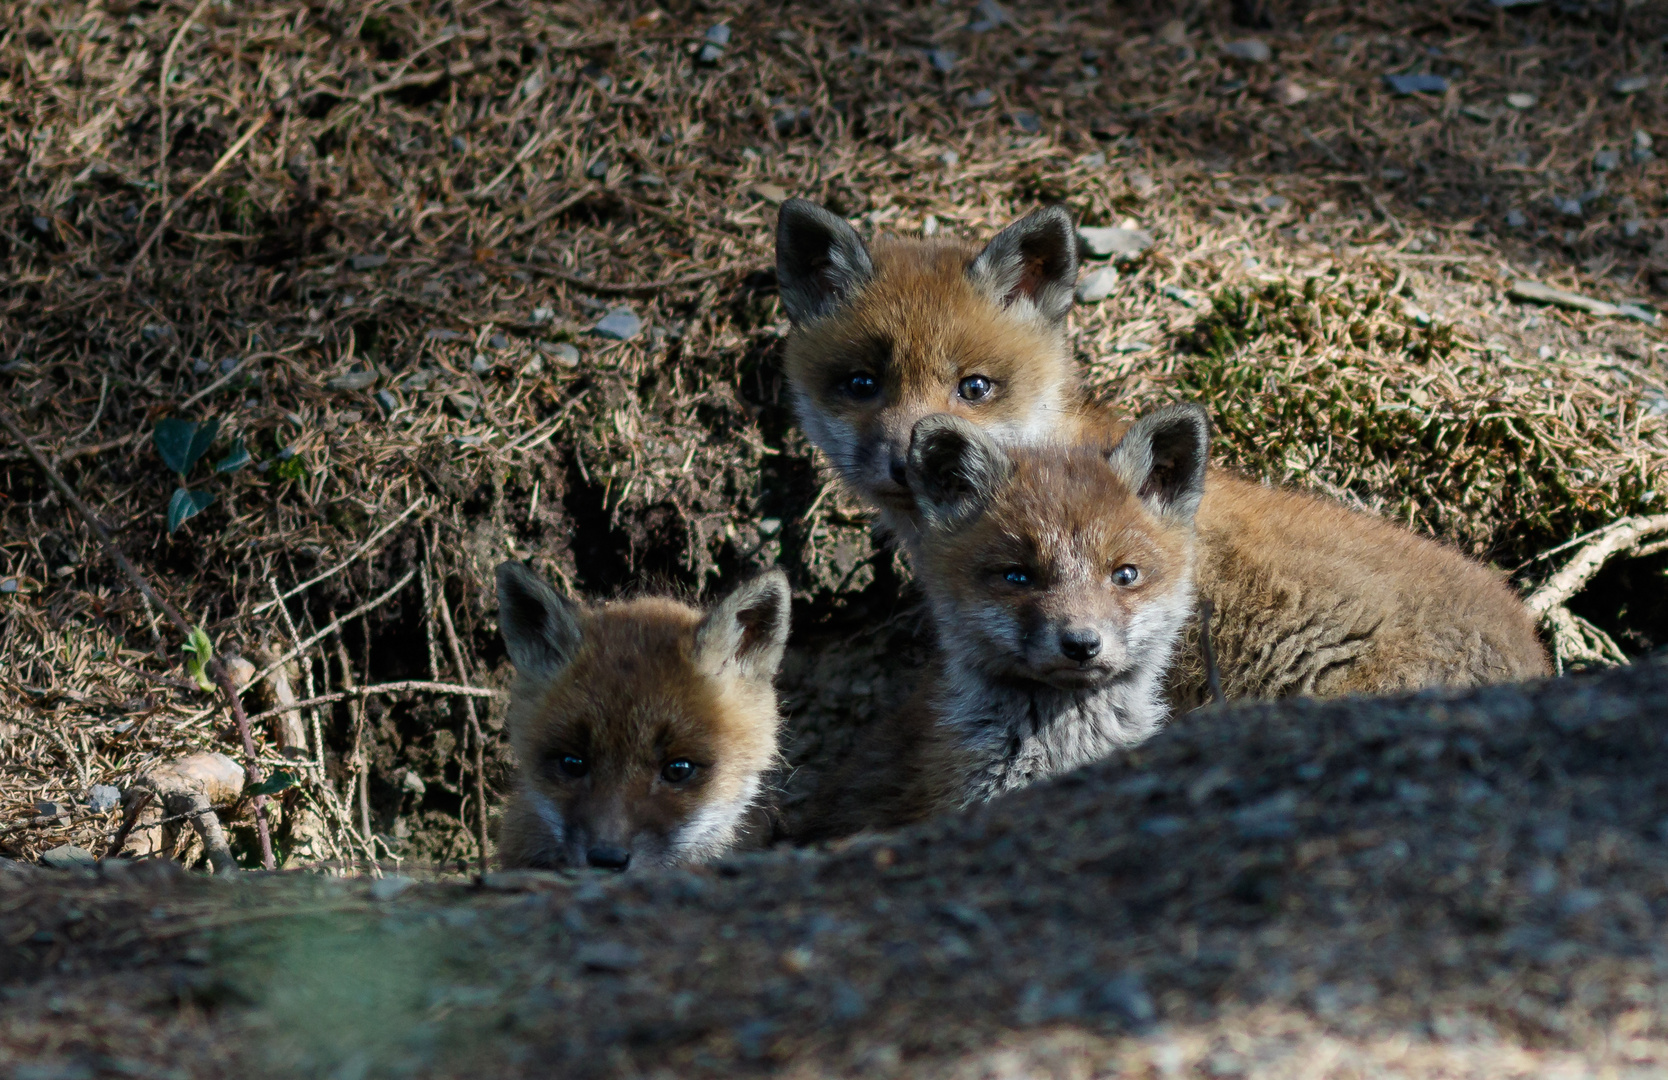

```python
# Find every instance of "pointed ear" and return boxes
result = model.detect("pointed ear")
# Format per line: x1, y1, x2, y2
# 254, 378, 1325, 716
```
906, 414, 1013, 530
1106, 404, 1211, 524
694, 570, 792, 683
495, 562, 583, 679
966, 206, 1078, 326
775, 199, 875, 324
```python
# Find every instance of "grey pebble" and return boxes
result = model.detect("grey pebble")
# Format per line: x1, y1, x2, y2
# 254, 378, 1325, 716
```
1074, 266, 1119, 304
928, 48, 957, 73
327, 370, 378, 392
1505, 209, 1528, 228
40, 845, 96, 870
1594, 149, 1620, 172
87, 786, 121, 814
1077, 226, 1153, 259
350, 253, 388, 271
592, 307, 643, 341
1613, 75, 1650, 96
704, 24, 731, 46
1010, 110, 1041, 134
1260, 194, 1289, 212
1221, 39, 1271, 63
1384, 73, 1449, 95
960, 88, 995, 110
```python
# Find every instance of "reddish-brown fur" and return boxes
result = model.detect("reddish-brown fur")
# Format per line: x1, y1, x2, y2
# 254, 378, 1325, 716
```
496, 566, 788, 870
778, 202, 1550, 710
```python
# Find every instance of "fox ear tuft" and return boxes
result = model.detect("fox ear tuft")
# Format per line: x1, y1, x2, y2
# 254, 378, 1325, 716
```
907, 414, 1013, 529
967, 206, 1078, 326
495, 562, 583, 679
775, 199, 875, 324
1106, 404, 1211, 523
695, 570, 792, 683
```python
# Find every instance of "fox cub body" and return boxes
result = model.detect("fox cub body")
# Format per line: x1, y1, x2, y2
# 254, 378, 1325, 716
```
775, 198, 1549, 701
802, 407, 1209, 836
495, 563, 789, 870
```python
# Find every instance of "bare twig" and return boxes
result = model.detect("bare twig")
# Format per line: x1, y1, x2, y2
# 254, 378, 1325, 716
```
245, 681, 503, 725
0, 406, 276, 871
103, 789, 153, 859
358, 57, 487, 102
244, 567, 419, 693
517, 262, 734, 297
130, 112, 271, 272
1525, 514, 1668, 672
431, 555, 490, 877
252, 497, 426, 615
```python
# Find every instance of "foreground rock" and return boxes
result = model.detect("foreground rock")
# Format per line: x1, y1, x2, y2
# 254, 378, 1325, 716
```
3, 658, 1667, 1078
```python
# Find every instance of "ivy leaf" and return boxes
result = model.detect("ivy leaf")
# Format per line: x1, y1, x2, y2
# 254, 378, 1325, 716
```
167, 488, 215, 534
214, 438, 251, 474
153, 419, 199, 476
182, 625, 216, 693
153, 418, 221, 476
248, 770, 299, 797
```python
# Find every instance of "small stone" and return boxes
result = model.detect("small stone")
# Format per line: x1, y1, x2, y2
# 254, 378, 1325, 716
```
973, 0, 1010, 29
1221, 38, 1271, 63
88, 786, 121, 814
1157, 19, 1188, 46
350, 253, 388, 271
192, 357, 210, 375
35, 800, 68, 820
585, 158, 610, 180
471, 353, 491, 375
1552, 196, 1583, 218
1505, 92, 1537, 110
1635, 130, 1655, 151
751, 182, 789, 205
1260, 194, 1289, 212
369, 875, 415, 901
696, 43, 723, 64
1010, 110, 1041, 134
1505, 209, 1528, 228
530, 306, 554, 324
1613, 75, 1651, 96
960, 89, 995, 110
539, 341, 581, 368
1594, 149, 1621, 172
426, 328, 463, 342
1384, 73, 1449, 95
1162, 284, 1201, 308
928, 48, 957, 73
373, 389, 398, 415
31, 215, 50, 234
401, 770, 427, 795
220, 357, 238, 374
704, 24, 731, 46
40, 845, 96, 870
1624, 219, 1645, 239
449, 135, 467, 153
0, 578, 16, 593
488, 334, 509, 350
1074, 266, 1119, 303
1268, 79, 1308, 105
327, 369, 377, 391
592, 307, 642, 341
939, 150, 960, 166
1078, 226, 1154, 259
576, 941, 641, 972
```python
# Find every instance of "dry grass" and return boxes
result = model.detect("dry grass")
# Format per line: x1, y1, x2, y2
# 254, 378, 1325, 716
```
1, 0, 1665, 869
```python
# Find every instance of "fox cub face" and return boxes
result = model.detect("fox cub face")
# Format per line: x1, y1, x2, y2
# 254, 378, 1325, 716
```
907, 405, 1210, 691
495, 564, 790, 871
776, 199, 1082, 531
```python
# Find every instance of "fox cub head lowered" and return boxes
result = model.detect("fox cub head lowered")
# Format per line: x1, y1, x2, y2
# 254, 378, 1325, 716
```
909, 405, 1209, 703
495, 564, 790, 871
776, 198, 1086, 538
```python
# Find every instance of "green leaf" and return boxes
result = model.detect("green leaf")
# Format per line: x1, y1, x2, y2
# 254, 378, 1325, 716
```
153, 418, 221, 476
182, 625, 215, 693
248, 770, 299, 797
275, 456, 307, 482
214, 438, 251, 474
167, 488, 215, 533
153, 419, 199, 475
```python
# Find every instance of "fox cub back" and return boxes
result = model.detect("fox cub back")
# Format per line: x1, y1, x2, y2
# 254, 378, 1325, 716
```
801, 406, 1209, 837
495, 563, 789, 871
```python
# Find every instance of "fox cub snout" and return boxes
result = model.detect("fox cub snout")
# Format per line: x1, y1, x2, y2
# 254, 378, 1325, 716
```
495, 564, 790, 871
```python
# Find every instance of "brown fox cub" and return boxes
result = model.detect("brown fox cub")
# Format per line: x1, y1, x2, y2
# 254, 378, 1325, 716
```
495, 563, 789, 870
802, 406, 1209, 836
775, 199, 1550, 698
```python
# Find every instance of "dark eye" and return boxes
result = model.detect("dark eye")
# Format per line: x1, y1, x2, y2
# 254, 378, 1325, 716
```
1112, 565, 1140, 587
661, 758, 697, 783
842, 373, 880, 400
958, 375, 993, 402
1002, 568, 1032, 586
556, 753, 588, 778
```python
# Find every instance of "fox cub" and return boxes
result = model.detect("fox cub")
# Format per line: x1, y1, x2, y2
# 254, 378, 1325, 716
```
775, 198, 1549, 699
802, 406, 1209, 836
495, 563, 790, 870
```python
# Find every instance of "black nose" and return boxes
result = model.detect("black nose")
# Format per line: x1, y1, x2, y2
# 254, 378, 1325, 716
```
888, 455, 908, 487
1059, 628, 1102, 663
586, 845, 631, 870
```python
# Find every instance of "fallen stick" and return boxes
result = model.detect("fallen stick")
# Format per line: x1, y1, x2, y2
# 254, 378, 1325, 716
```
251, 496, 426, 615
433, 562, 491, 878
244, 681, 502, 726
243, 567, 418, 693
1525, 514, 1668, 616
0, 407, 276, 870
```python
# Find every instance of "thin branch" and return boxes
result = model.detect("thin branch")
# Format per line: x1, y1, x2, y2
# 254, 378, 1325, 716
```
252, 497, 426, 615
244, 567, 419, 693
516, 262, 734, 297
244, 681, 502, 725
130, 112, 271, 273
0, 406, 274, 870
1525, 514, 1668, 616
431, 551, 490, 879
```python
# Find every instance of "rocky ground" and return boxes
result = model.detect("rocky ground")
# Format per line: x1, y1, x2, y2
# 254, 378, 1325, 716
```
5, 655, 1668, 1078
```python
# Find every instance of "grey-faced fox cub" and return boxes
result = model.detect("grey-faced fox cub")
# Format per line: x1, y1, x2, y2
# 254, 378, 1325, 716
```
774, 198, 1549, 701
495, 563, 789, 870
801, 406, 1209, 836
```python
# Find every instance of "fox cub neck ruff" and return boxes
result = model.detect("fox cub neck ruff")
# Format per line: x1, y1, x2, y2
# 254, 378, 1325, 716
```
494, 563, 789, 872
907, 404, 1210, 807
